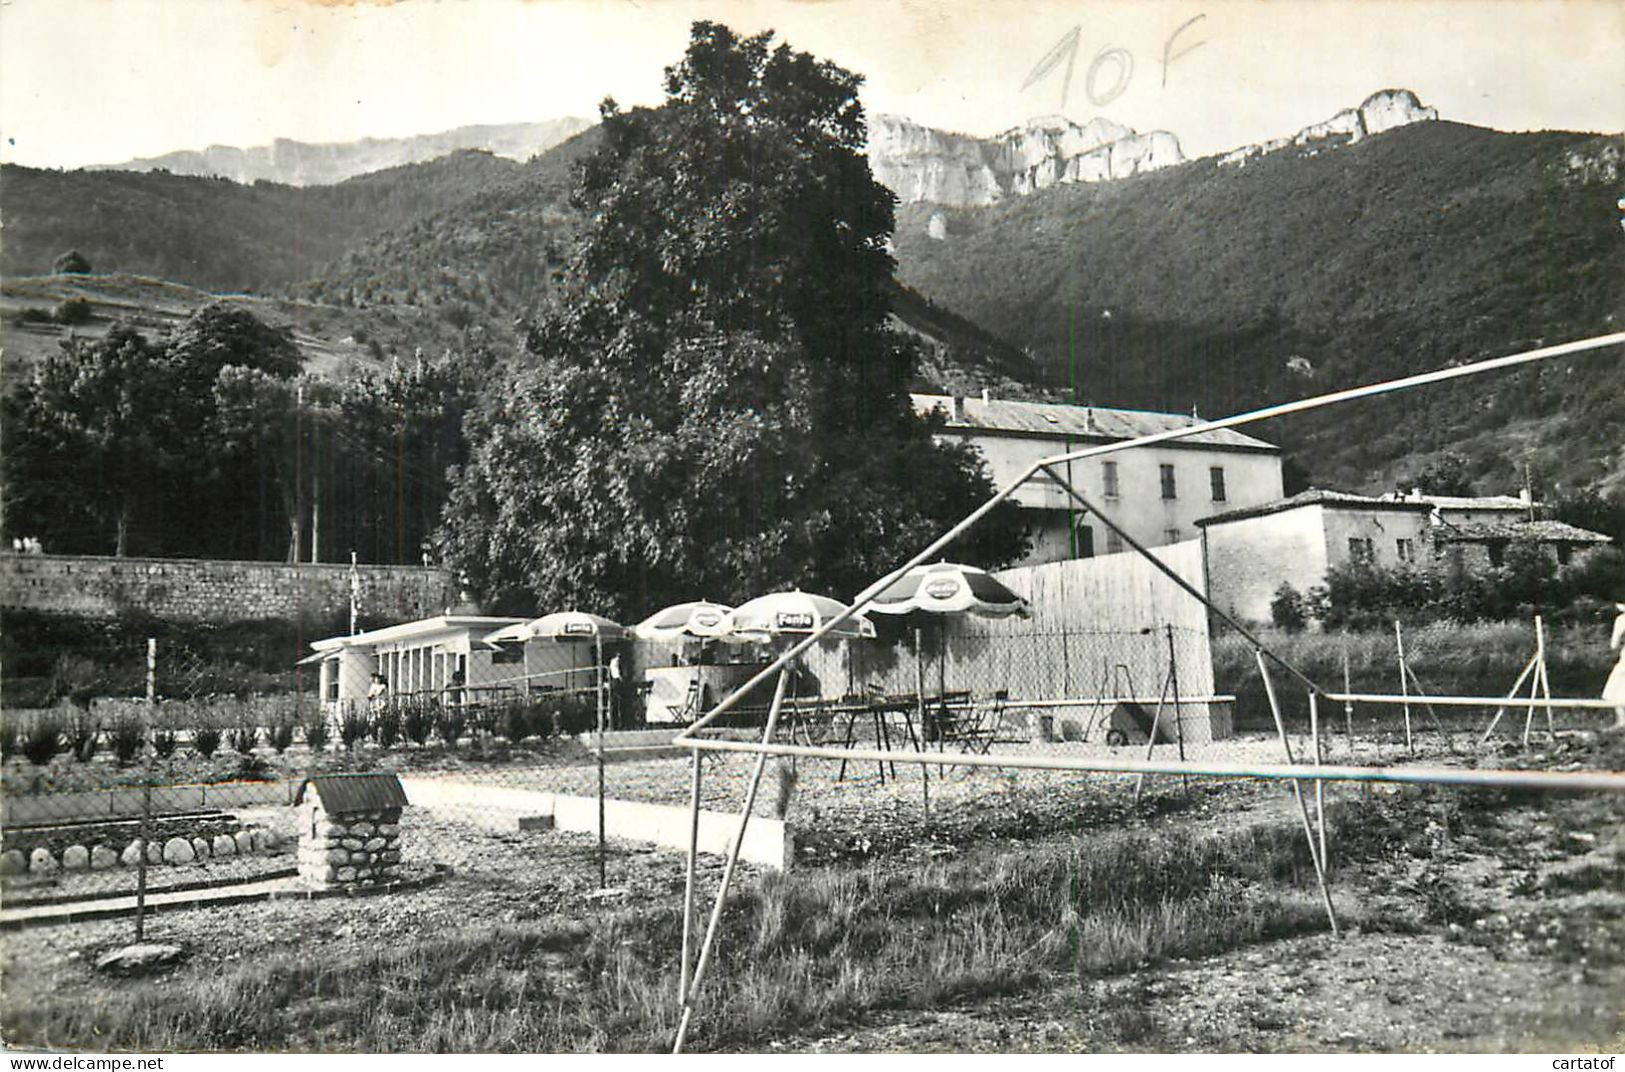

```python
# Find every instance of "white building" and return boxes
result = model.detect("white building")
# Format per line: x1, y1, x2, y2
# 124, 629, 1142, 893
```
1196, 489, 1437, 624
307, 615, 526, 710
913, 393, 1284, 567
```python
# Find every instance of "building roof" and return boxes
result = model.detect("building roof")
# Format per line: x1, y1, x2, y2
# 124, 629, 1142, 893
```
1196, 488, 1436, 527
310, 614, 527, 654
295, 772, 409, 812
912, 394, 1278, 453
1435, 519, 1612, 544
1380, 492, 1533, 512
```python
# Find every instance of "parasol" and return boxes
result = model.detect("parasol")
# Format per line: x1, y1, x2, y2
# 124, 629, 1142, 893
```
723, 589, 876, 641
630, 601, 734, 641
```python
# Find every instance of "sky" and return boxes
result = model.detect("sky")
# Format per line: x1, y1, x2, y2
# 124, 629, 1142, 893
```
0, 0, 1621, 170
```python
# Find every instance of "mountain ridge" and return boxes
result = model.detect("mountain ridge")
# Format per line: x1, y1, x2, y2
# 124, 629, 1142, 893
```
87, 118, 591, 187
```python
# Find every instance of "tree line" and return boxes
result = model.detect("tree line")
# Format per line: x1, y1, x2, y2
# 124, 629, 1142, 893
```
3, 303, 471, 566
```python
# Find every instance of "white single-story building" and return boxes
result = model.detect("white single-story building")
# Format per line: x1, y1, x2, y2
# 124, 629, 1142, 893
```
306, 615, 526, 710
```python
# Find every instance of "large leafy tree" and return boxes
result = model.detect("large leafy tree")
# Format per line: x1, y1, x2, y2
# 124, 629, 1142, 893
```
439, 22, 1026, 617
3, 327, 186, 555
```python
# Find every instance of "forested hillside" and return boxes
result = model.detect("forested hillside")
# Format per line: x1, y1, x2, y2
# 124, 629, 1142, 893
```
0, 150, 525, 293
893, 122, 1625, 494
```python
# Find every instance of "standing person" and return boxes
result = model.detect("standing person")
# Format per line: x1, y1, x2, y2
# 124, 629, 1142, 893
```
367, 673, 388, 711
1605, 602, 1625, 730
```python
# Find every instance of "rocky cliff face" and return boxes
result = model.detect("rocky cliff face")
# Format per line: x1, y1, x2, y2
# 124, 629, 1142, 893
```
1220, 89, 1438, 168
91, 118, 591, 186
868, 113, 1184, 206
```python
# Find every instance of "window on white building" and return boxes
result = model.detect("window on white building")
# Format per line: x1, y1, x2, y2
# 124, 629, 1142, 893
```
1103, 461, 1120, 499
1210, 466, 1227, 502
1396, 537, 1415, 563
1160, 464, 1177, 500
1348, 537, 1374, 563
1106, 530, 1124, 554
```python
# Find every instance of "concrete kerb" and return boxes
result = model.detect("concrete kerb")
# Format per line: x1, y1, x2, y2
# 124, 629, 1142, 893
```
0, 865, 449, 930
1, 779, 296, 826
398, 775, 794, 871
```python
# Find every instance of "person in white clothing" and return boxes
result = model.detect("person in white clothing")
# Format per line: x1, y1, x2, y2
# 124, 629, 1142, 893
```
1604, 602, 1625, 730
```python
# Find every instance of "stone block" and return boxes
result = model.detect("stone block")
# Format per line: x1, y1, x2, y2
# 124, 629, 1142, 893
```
91, 845, 120, 870
29, 847, 59, 875
364, 837, 385, 852
212, 834, 237, 857
191, 837, 212, 860
162, 837, 195, 865
62, 845, 91, 871
377, 823, 400, 836
325, 848, 349, 865
318, 821, 347, 839
0, 849, 27, 876
336, 867, 357, 882
350, 822, 374, 837
120, 841, 143, 867
235, 830, 255, 854
517, 815, 555, 832
379, 849, 402, 865
341, 837, 364, 850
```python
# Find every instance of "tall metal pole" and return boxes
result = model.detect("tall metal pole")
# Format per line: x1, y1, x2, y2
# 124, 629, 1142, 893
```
135, 638, 156, 942
679, 747, 703, 1002
1255, 649, 1339, 936
1166, 625, 1187, 797
596, 635, 606, 890
673, 668, 792, 1054
349, 550, 359, 636
1394, 620, 1413, 755
1310, 691, 1328, 872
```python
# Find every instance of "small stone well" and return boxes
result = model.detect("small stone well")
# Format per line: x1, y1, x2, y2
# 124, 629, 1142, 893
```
294, 773, 408, 888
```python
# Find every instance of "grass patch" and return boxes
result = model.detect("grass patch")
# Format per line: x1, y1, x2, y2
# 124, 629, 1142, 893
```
2, 818, 1343, 1053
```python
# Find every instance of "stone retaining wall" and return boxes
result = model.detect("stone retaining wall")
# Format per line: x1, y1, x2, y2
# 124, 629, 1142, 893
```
0, 552, 453, 624
0, 827, 284, 877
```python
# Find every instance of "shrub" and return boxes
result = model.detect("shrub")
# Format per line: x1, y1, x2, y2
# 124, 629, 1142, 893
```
191, 725, 222, 759
227, 720, 260, 755
53, 297, 93, 325
14, 307, 54, 326
373, 704, 401, 749
21, 717, 63, 766
402, 701, 435, 747
268, 720, 295, 754
434, 706, 467, 748
339, 708, 371, 751
1270, 583, 1307, 633
554, 693, 597, 737
153, 728, 178, 759
504, 701, 531, 744
66, 711, 100, 763
109, 717, 145, 765
304, 714, 331, 753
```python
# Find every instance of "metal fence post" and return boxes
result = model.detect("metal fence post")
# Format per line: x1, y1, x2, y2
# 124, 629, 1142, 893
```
135, 637, 156, 942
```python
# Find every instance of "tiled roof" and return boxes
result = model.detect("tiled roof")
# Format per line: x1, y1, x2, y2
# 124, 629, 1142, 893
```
295, 773, 409, 813
1196, 488, 1436, 527
1435, 519, 1612, 544
1379, 492, 1533, 512
912, 394, 1278, 452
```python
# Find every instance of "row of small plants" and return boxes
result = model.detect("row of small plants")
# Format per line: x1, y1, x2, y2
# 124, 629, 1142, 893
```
0, 691, 602, 767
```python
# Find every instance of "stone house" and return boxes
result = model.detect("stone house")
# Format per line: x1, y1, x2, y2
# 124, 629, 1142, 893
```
1196, 489, 1436, 623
